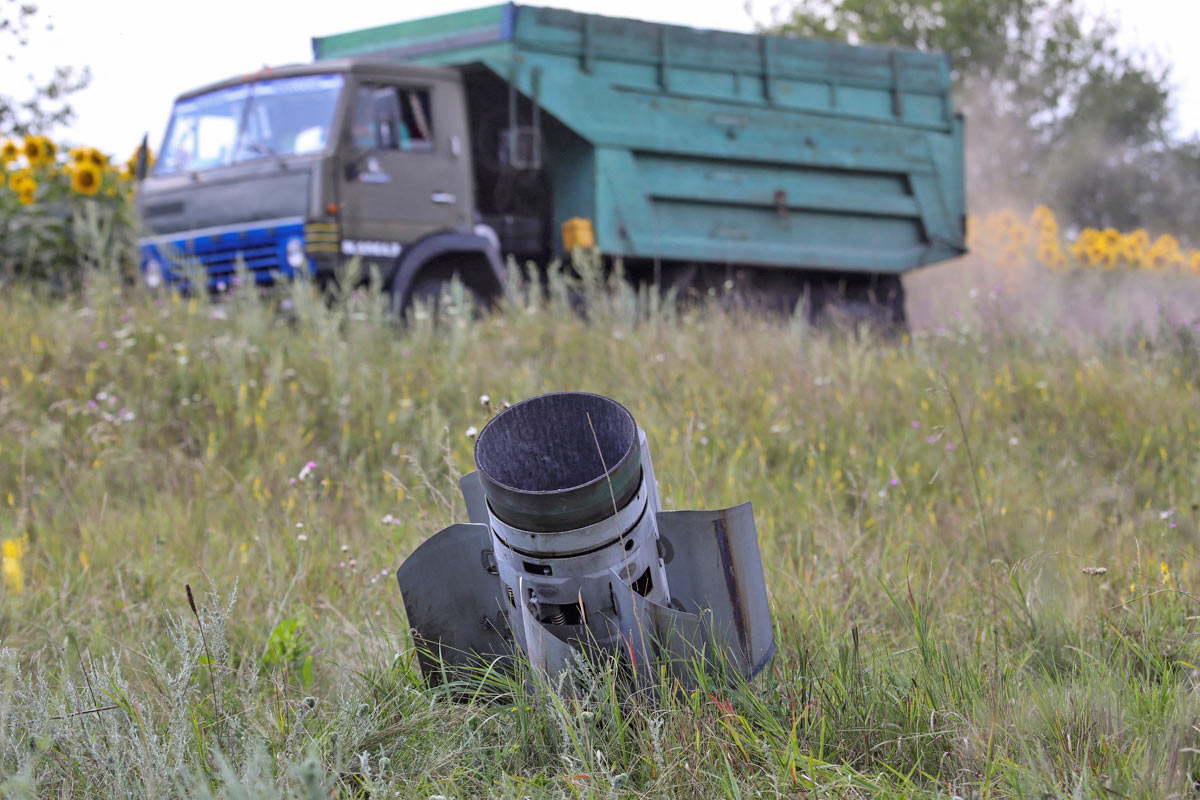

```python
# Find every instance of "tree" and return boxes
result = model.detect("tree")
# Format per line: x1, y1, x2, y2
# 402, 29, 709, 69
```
765, 0, 1194, 232
0, 2, 90, 136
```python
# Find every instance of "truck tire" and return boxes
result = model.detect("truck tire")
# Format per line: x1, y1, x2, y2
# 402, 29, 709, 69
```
806, 274, 906, 331
386, 232, 506, 317
404, 271, 486, 316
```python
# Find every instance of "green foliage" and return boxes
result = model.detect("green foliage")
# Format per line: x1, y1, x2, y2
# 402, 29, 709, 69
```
264, 617, 315, 690
766, 0, 1196, 233
1, 271, 1200, 795
0, 163, 140, 290
0, 3, 90, 137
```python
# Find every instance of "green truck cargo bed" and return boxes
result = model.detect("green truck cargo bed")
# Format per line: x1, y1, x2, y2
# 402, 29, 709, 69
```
313, 4, 966, 274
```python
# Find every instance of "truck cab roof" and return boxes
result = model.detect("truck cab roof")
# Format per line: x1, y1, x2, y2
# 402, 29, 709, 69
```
173, 59, 460, 104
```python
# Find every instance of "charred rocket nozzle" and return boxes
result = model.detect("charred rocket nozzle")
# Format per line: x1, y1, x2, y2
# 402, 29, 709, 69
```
396, 391, 774, 686
474, 392, 642, 532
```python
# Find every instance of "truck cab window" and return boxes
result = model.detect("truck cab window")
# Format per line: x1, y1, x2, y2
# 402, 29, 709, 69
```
352, 85, 433, 152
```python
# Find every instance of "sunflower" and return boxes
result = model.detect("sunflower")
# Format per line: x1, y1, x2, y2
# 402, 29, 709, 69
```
70, 162, 102, 196
7, 168, 32, 192
88, 149, 108, 168
22, 135, 52, 166
0, 139, 16, 164
70, 147, 89, 165
1036, 238, 1063, 267
17, 181, 36, 205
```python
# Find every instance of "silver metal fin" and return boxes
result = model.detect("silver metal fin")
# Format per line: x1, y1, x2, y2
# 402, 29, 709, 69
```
517, 576, 579, 679
656, 503, 775, 680
395, 523, 511, 683
609, 570, 707, 682
459, 471, 489, 525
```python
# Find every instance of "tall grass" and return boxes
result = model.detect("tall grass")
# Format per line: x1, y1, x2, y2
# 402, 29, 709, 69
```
1, 262, 1199, 797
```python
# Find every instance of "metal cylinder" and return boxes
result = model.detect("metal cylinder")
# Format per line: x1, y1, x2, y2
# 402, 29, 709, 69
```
475, 392, 642, 532
474, 391, 670, 646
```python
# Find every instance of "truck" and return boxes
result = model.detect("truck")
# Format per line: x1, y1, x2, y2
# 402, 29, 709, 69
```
137, 3, 965, 323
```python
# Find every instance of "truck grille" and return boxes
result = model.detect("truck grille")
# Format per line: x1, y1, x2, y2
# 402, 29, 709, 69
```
140, 218, 307, 288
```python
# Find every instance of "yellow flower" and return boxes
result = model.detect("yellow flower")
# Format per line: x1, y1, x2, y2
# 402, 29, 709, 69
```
7, 168, 32, 192
17, 183, 36, 205
70, 162, 102, 196
1, 537, 26, 594
0, 139, 17, 163
22, 135, 50, 166
1036, 238, 1064, 268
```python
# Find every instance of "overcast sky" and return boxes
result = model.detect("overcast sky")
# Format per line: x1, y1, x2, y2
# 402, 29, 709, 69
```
3, 0, 1198, 157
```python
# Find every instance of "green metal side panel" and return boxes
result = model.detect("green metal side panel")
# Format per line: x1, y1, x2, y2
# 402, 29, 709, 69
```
312, 5, 513, 60
313, 4, 967, 274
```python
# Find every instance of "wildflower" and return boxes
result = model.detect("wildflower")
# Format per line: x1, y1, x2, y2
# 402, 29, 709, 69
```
341, 545, 350, 553
479, 394, 490, 406
0, 140, 17, 163
298, 461, 316, 480
1009, 436, 1019, 446
911, 420, 920, 429
945, 442, 956, 451
1081, 566, 1107, 576
70, 163, 102, 196
465, 426, 479, 439
2, 538, 26, 594
296, 534, 308, 542
97, 341, 108, 350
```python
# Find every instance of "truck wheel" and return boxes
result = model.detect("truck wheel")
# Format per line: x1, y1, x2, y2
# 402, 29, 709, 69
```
401, 272, 487, 317
806, 274, 906, 332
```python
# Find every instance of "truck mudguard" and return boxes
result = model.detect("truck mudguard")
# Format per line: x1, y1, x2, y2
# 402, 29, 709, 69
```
388, 231, 506, 307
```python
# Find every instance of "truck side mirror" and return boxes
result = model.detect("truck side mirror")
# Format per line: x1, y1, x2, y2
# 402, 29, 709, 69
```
135, 133, 150, 182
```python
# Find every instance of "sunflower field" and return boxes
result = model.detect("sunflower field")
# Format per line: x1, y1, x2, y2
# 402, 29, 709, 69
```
968, 205, 1200, 276
0, 134, 143, 289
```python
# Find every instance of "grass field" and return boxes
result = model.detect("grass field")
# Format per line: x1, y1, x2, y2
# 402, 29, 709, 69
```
2, 264, 1199, 798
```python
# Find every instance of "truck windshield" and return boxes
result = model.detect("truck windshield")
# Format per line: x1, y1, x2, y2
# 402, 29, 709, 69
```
156, 73, 344, 176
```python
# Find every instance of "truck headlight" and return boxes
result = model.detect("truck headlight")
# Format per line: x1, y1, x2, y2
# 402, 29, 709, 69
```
286, 236, 307, 270
144, 258, 163, 289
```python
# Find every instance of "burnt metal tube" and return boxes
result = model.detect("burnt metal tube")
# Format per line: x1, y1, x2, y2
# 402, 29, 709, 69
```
475, 392, 642, 532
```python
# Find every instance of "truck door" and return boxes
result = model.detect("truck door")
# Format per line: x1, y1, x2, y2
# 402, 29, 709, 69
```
337, 79, 473, 257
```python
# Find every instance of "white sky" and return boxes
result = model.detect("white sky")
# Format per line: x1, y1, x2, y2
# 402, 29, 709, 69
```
4, 0, 1199, 157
